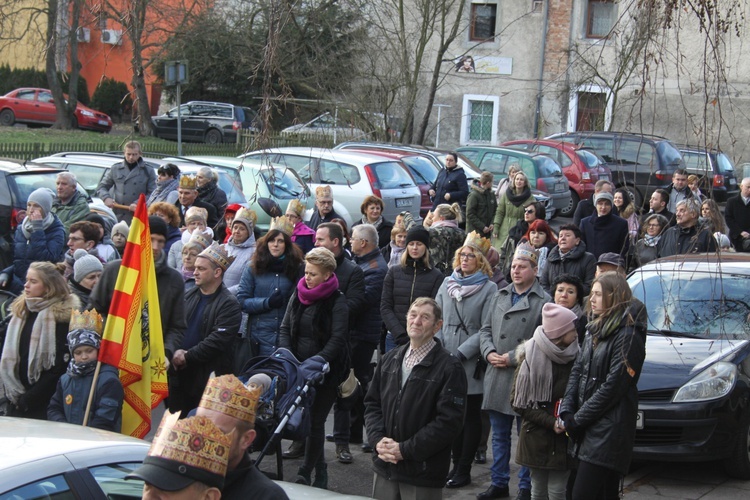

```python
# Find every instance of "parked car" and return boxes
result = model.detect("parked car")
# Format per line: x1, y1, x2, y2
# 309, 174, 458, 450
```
0, 88, 113, 132
151, 101, 260, 144
33, 152, 246, 206
546, 131, 684, 208
240, 147, 422, 227
171, 155, 312, 232
0, 417, 369, 498
677, 145, 739, 202
282, 112, 368, 141
628, 253, 750, 479
0, 159, 90, 269
501, 139, 611, 217
456, 146, 571, 216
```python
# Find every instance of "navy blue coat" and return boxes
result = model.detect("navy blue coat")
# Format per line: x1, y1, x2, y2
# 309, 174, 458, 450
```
237, 265, 296, 356
48, 364, 124, 432
352, 249, 388, 344
432, 166, 469, 210
6, 215, 66, 289
579, 212, 630, 259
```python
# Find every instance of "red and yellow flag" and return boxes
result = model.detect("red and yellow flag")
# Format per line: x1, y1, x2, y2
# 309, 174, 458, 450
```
99, 194, 168, 438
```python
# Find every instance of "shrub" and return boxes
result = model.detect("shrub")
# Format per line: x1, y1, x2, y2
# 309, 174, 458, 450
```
91, 77, 132, 121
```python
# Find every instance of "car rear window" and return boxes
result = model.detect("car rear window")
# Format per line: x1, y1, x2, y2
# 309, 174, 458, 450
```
575, 150, 602, 169
616, 139, 656, 167
630, 270, 750, 339
534, 156, 563, 177
261, 167, 307, 199
62, 163, 106, 193
8, 172, 58, 206
681, 151, 710, 175
716, 153, 735, 173
656, 141, 684, 169
317, 160, 360, 185
578, 137, 614, 162
370, 161, 415, 189
401, 156, 437, 185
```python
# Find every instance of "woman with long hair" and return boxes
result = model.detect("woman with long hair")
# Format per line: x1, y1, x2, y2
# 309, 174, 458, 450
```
147, 163, 180, 206
560, 272, 646, 500
613, 188, 639, 242
237, 217, 304, 357
0, 262, 79, 419
522, 219, 557, 277
381, 226, 444, 352
278, 247, 349, 489
428, 203, 465, 276
435, 233, 498, 489
700, 199, 728, 235
493, 172, 534, 253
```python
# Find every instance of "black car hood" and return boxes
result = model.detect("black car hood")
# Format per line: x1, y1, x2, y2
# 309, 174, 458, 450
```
637, 334, 749, 392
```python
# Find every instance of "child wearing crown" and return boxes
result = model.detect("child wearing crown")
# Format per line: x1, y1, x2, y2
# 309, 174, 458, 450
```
48, 310, 124, 432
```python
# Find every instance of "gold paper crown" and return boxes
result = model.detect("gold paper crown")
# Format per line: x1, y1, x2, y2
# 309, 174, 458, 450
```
463, 231, 491, 256
149, 412, 232, 480
185, 206, 208, 223
69, 309, 104, 335
198, 243, 236, 271
185, 230, 213, 252
199, 375, 261, 424
179, 175, 198, 190
270, 215, 294, 236
315, 185, 332, 199
513, 242, 539, 265
286, 199, 306, 218
234, 207, 257, 227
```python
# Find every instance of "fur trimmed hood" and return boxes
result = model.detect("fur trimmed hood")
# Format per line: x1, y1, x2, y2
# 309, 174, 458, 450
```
470, 182, 488, 194
11, 293, 81, 322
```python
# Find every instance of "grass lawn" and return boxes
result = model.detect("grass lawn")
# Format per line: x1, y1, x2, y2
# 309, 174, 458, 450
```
0, 123, 167, 147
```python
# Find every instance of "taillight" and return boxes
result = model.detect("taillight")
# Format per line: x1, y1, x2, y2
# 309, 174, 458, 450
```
364, 165, 382, 199
232, 121, 242, 130
10, 208, 19, 230
713, 174, 724, 187
654, 171, 668, 181
536, 178, 547, 192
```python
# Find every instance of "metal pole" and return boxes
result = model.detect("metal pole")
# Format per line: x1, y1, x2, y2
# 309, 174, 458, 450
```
333, 106, 338, 145
432, 104, 451, 148
176, 81, 182, 156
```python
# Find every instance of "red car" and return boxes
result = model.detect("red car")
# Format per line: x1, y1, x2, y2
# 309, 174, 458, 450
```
501, 139, 611, 217
0, 88, 112, 132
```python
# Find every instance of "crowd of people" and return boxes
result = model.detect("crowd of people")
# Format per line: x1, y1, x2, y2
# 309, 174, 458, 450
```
1, 140, 749, 500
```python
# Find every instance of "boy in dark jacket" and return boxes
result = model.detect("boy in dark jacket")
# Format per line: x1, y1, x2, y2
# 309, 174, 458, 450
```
48, 310, 124, 431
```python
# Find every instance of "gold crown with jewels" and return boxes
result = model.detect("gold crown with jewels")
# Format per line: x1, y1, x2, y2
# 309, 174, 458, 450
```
69, 309, 103, 335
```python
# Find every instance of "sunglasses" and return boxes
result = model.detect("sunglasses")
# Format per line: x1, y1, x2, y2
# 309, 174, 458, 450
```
524, 209, 535, 214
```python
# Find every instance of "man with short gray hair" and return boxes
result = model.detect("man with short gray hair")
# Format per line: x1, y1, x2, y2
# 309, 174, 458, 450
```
196, 166, 228, 219
657, 198, 716, 258
725, 177, 750, 252
52, 171, 90, 233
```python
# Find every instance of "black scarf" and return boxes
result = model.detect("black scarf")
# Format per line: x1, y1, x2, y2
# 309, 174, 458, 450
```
507, 187, 532, 207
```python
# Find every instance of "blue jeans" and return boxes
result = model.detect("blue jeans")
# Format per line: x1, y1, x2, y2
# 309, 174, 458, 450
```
384, 332, 398, 353
487, 410, 530, 490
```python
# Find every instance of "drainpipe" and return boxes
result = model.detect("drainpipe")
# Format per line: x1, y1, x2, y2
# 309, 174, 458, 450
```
533, 0, 551, 138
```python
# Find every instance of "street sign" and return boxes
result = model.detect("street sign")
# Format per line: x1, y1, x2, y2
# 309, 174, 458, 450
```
164, 61, 189, 86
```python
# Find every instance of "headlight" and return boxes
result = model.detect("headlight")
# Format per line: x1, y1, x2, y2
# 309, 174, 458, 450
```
673, 361, 736, 402
80, 110, 94, 117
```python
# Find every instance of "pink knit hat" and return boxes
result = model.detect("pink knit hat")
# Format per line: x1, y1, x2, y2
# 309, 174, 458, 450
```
542, 303, 578, 339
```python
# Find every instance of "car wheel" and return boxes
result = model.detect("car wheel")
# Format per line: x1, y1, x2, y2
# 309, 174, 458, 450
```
723, 412, 750, 479
205, 129, 222, 144
559, 189, 580, 218
0, 109, 15, 126
621, 184, 643, 208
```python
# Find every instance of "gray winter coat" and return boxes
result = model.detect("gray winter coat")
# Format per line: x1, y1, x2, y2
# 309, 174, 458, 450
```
95, 158, 156, 222
435, 277, 497, 395
480, 280, 550, 415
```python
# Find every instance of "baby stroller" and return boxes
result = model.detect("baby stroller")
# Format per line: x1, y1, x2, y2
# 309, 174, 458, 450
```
239, 348, 329, 480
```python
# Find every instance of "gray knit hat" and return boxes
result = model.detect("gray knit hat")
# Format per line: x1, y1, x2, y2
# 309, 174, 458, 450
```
111, 220, 130, 239
73, 249, 104, 282
28, 188, 54, 216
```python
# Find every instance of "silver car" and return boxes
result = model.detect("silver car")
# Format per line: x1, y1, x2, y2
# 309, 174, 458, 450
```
240, 147, 422, 227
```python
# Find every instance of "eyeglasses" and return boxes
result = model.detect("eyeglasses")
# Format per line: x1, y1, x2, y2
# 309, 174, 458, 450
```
286, 213, 300, 220
459, 253, 477, 260
68, 236, 85, 242
647, 223, 661, 228
524, 209, 535, 214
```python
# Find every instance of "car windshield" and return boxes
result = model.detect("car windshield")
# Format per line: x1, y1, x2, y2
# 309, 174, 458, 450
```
261, 167, 307, 199
216, 172, 245, 204
576, 150, 603, 168
656, 141, 684, 168
629, 269, 750, 340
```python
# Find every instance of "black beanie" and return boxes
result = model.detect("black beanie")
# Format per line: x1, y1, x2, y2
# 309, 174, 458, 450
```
148, 216, 168, 237
85, 213, 106, 228
405, 226, 430, 247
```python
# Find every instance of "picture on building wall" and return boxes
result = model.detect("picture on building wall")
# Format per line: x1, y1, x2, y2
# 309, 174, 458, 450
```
455, 55, 476, 73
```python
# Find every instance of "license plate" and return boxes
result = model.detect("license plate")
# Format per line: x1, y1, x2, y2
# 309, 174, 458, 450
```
396, 198, 413, 207
730, 178, 736, 185
636, 411, 644, 430
98, 120, 109, 126
599, 175, 610, 181
555, 183, 566, 193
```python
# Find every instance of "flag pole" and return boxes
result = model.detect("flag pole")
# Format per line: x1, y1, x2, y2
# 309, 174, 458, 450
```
82, 361, 103, 427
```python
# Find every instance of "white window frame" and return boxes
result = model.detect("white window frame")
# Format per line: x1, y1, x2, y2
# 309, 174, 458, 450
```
460, 94, 499, 145
566, 84, 612, 132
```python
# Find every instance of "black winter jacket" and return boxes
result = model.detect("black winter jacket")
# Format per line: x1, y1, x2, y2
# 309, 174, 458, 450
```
352, 249, 388, 344
364, 340, 467, 488
278, 289, 349, 383
539, 242, 597, 296
380, 257, 444, 345
334, 253, 366, 322
580, 212, 630, 259
432, 166, 468, 210
657, 223, 717, 258
560, 304, 646, 475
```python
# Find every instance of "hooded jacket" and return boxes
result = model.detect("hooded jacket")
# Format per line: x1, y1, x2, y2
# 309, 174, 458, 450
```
465, 182, 497, 235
